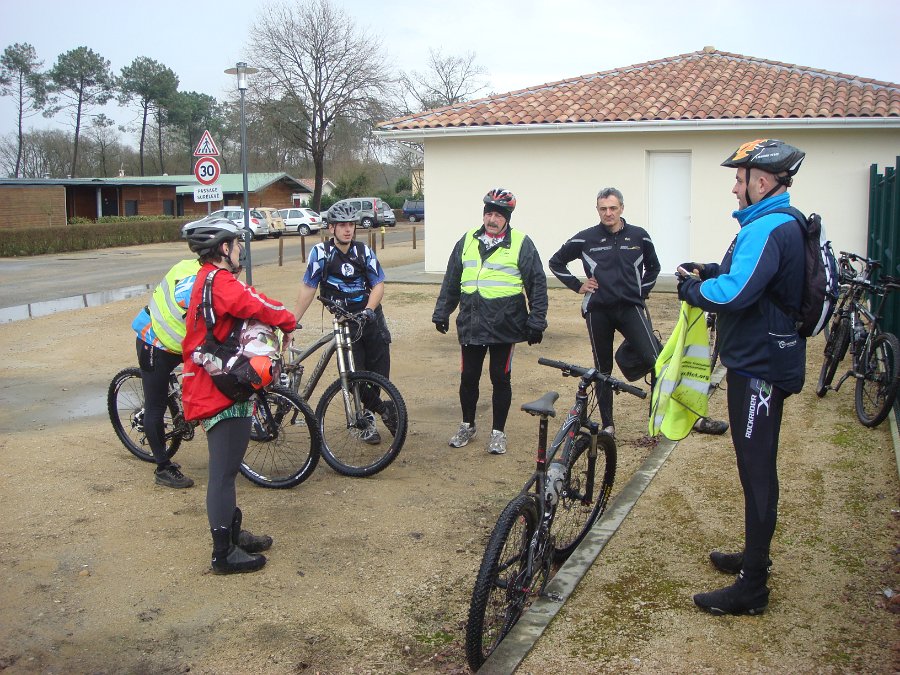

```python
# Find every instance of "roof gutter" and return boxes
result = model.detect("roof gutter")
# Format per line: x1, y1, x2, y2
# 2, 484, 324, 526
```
375, 117, 900, 142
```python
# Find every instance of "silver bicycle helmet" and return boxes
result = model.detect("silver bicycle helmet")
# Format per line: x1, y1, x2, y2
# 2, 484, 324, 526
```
182, 217, 242, 255
329, 202, 357, 223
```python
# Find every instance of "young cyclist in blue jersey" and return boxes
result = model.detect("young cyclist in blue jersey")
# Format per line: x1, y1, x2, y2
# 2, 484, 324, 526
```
293, 202, 395, 443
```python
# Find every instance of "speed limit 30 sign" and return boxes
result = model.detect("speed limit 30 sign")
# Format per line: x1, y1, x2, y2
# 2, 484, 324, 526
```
194, 156, 221, 185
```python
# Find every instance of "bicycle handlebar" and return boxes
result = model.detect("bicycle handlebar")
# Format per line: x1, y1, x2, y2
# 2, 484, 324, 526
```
538, 357, 647, 399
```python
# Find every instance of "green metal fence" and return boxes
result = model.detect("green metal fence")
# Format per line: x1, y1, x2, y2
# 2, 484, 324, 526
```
868, 158, 900, 337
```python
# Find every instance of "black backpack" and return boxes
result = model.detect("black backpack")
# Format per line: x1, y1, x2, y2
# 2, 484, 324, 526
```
771, 207, 840, 338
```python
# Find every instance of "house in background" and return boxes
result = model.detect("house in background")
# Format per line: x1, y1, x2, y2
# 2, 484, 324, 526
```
0, 173, 313, 225
376, 47, 900, 275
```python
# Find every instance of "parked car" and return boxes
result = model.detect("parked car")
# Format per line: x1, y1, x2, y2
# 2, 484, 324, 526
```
325, 197, 382, 228
203, 206, 269, 239
379, 202, 396, 227
256, 207, 286, 238
277, 207, 325, 236
402, 199, 424, 222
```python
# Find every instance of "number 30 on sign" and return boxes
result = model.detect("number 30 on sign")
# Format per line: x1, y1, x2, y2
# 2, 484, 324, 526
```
194, 156, 221, 186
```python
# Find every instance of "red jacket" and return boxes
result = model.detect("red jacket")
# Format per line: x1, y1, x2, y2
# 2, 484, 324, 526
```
182, 264, 296, 421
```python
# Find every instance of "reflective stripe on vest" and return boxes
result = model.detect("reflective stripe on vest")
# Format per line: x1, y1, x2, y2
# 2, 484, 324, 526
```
459, 228, 525, 298
148, 259, 200, 353
649, 302, 711, 440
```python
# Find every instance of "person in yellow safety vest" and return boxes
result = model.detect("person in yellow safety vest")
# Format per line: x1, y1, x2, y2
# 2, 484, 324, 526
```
432, 188, 548, 456
131, 258, 200, 489
649, 302, 711, 440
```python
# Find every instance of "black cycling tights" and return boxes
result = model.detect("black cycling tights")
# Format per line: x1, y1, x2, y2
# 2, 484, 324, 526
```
459, 343, 514, 432
206, 416, 251, 530
136, 338, 183, 468
727, 370, 786, 584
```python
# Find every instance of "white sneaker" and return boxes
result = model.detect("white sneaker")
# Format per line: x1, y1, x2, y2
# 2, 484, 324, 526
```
487, 430, 507, 455
449, 422, 476, 448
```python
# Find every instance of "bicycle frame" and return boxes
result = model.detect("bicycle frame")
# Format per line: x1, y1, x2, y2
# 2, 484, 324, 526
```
284, 299, 360, 402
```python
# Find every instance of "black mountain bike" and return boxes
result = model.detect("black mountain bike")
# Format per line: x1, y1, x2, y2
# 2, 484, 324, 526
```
816, 251, 900, 427
464, 357, 646, 671
108, 366, 321, 488
283, 296, 408, 477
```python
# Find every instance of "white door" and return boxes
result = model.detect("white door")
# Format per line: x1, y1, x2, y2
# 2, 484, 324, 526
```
647, 152, 691, 275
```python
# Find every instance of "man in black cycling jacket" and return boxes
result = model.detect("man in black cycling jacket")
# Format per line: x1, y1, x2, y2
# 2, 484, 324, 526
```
549, 187, 661, 437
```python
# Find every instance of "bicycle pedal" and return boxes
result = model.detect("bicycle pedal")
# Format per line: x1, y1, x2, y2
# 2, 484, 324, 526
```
541, 591, 564, 602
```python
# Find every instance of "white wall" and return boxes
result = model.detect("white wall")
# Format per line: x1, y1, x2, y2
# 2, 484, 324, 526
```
422, 128, 900, 277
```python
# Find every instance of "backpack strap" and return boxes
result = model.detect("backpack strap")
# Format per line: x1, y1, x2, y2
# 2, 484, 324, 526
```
323, 239, 370, 286
765, 207, 807, 326
198, 268, 242, 350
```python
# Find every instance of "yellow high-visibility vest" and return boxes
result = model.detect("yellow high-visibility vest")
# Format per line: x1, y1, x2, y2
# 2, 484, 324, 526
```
460, 229, 525, 299
649, 302, 711, 440
148, 259, 200, 353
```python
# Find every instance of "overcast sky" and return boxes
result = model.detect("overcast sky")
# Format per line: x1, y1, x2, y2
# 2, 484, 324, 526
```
2, 0, 899, 139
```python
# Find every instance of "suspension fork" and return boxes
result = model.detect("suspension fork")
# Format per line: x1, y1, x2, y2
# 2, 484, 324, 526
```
334, 317, 364, 425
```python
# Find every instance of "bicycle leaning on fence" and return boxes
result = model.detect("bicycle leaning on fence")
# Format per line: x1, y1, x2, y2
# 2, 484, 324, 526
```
816, 250, 900, 427
107, 365, 321, 488
282, 295, 408, 477
464, 357, 646, 671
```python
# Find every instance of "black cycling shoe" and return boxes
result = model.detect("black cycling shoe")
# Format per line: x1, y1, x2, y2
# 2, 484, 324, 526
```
379, 400, 398, 436
694, 574, 769, 616
231, 508, 273, 553
211, 527, 266, 575
693, 418, 729, 435
709, 550, 772, 575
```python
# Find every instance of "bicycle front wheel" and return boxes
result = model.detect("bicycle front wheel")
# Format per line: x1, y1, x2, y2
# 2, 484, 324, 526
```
552, 430, 617, 561
315, 371, 408, 477
816, 318, 850, 397
465, 493, 544, 672
108, 367, 180, 462
854, 332, 900, 427
241, 386, 320, 488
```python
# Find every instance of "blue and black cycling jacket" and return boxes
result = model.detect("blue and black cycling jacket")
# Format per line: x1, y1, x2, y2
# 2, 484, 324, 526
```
678, 192, 806, 393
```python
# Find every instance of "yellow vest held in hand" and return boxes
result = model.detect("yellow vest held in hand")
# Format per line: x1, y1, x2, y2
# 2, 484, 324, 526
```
649, 302, 711, 440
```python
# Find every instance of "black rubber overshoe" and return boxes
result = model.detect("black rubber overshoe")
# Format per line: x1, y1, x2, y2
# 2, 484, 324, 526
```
231, 508, 273, 554
155, 464, 194, 489
709, 550, 773, 575
211, 527, 266, 575
693, 574, 769, 616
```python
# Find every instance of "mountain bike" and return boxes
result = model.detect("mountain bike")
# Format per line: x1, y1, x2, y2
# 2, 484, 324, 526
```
465, 357, 646, 671
706, 311, 720, 376
107, 366, 320, 488
283, 295, 408, 477
815, 252, 900, 427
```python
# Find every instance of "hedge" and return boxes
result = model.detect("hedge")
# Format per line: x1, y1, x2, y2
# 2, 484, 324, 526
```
0, 219, 190, 257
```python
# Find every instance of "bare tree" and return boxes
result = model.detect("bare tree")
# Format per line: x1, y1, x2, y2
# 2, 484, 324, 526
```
399, 48, 487, 113
249, 0, 390, 210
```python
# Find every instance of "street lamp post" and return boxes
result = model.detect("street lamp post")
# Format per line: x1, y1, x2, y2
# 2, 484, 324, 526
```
224, 61, 259, 285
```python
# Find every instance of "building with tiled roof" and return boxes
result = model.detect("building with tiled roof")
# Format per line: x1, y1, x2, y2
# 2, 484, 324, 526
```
377, 48, 900, 274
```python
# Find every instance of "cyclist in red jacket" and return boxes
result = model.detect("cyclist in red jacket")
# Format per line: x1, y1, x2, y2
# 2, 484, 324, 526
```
181, 218, 297, 575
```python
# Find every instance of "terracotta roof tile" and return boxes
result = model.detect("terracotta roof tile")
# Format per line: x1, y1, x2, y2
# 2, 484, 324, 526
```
379, 49, 900, 131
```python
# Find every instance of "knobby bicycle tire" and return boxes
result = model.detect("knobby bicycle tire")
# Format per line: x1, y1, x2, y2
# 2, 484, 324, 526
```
551, 430, 617, 562
816, 318, 850, 397
854, 332, 900, 427
108, 367, 180, 462
465, 493, 543, 672
315, 371, 408, 477
240, 386, 320, 488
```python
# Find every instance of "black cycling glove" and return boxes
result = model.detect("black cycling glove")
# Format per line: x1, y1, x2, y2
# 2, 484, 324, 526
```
434, 319, 449, 334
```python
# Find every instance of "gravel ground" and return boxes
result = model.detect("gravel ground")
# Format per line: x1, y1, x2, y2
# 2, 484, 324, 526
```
0, 239, 897, 674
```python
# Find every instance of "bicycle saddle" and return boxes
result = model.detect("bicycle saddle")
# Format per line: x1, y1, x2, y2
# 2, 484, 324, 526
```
521, 391, 559, 417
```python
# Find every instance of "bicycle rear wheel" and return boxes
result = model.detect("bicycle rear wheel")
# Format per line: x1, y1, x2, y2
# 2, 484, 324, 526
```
854, 332, 900, 427
816, 318, 850, 397
465, 493, 544, 672
315, 371, 408, 477
240, 386, 320, 488
552, 430, 617, 561
108, 367, 180, 462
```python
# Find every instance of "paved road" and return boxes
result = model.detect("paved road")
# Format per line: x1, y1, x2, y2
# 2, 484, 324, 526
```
0, 223, 424, 310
